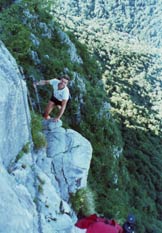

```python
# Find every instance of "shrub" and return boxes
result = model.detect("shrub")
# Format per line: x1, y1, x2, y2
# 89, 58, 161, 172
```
0, 4, 32, 62
22, 142, 30, 153
70, 187, 96, 216
15, 151, 24, 163
31, 112, 46, 149
0, 0, 12, 11
15, 142, 30, 162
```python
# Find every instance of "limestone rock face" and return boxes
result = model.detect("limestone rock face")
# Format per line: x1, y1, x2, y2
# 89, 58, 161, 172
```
0, 41, 92, 233
43, 120, 92, 201
0, 41, 30, 167
34, 119, 92, 233
0, 168, 37, 233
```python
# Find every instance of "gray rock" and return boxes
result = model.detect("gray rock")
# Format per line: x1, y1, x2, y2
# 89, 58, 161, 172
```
31, 50, 41, 65
70, 72, 87, 123
0, 168, 37, 233
30, 33, 40, 47
39, 22, 52, 38
0, 41, 92, 232
0, 41, 30, 168
58, 29, 83, 64
44, 121, 92, 201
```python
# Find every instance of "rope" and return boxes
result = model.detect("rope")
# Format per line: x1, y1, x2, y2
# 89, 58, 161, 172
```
19, 67, 43, 233
27, 88, 34, 113
30, 75, 42, 114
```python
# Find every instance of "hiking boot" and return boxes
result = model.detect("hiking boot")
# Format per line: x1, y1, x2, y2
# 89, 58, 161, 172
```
42, 113, 51, 120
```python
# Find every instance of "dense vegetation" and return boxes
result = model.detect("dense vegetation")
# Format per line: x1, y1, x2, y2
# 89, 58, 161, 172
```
55, 0, 162, 48
1, 1, 162, 232
55, 8, 162, 232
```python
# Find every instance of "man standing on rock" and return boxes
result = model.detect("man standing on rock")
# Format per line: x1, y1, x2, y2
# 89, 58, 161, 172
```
35, 75, 70, 122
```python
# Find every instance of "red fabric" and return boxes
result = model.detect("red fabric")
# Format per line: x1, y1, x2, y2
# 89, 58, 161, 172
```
87, 221, 119, 233
109, 219, 123, 232
75, 215, 123, 233
75, 214, 97, 229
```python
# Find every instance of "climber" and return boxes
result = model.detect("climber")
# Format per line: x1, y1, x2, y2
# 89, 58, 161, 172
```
75, 213, 136, 233
35, 75, 70, 122
75, 214, 124, 233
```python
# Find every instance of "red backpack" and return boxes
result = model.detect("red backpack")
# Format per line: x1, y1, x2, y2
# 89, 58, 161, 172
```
75, 214, 123, 233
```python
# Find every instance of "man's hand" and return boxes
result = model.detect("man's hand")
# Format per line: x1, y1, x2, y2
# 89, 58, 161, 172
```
35, 80, 50, 86
36, 80, 44, 86
33, 82, 37, 88
53, 117, 60, 122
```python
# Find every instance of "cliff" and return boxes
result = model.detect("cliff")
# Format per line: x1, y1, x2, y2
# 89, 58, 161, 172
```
0, 41, 91, 233
1, 1, 162, 232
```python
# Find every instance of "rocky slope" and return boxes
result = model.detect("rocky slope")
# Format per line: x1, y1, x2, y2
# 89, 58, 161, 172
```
0, 40, 91, 233
53, 1, 162, 232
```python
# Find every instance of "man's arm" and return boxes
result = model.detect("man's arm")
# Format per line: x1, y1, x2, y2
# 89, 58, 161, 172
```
36, 80, 50, 86
54, 99, 68, 122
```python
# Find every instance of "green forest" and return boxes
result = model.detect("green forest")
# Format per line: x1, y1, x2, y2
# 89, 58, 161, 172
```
1, 0, 162, 232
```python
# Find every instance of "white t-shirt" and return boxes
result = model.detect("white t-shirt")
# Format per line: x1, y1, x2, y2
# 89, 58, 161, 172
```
49, 79, 69, 101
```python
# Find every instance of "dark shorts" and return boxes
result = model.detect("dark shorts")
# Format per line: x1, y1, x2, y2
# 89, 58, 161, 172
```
50, 95, 62, 106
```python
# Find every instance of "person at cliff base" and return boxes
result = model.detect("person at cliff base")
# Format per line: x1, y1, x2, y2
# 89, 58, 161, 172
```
123, 214, 135, 233
35, 75, 70, 122
75, 214, 124, 233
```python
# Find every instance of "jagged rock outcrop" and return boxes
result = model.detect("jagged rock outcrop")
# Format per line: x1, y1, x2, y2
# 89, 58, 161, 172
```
58, 30, 83, 64
43, 120, 92, 200
0, 41, 92, 233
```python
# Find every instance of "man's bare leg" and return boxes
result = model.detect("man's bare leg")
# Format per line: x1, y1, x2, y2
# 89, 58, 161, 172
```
57, 105, 61, 110
43, 101, 55, 119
